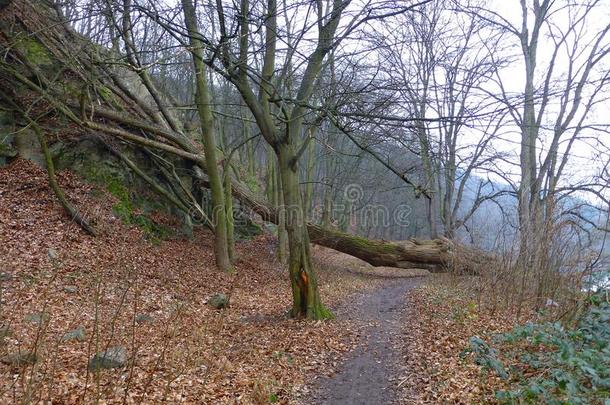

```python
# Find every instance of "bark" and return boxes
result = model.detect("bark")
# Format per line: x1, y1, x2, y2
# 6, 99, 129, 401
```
303, 128, 316, 219
278, 144, 331, 319
224, 171, 235, 261
276, 163, 288, 264
182, 0, 232, 271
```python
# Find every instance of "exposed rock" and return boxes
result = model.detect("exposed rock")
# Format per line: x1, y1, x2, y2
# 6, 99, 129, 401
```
88, 346, 127, 370
62, 285, 78, 293
1, 352, 38, 366
47, 248, 59, 260
13, 128, 44, 167
61, 326, 86, 342
208, 293, 230, 309
135, 314, 153, 324
25, 312, 50, 324
234, 211, 263, 240
0, 124, 17, 167
545, 298, 559, 308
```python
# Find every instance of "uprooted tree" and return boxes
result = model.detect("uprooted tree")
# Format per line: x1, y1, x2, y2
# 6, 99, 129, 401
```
0, 0, 490, 318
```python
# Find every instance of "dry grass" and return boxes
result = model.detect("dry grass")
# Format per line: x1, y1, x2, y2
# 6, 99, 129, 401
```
398, 275, 540, 404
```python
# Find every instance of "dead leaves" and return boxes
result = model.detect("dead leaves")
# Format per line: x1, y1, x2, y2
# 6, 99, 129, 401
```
0, 159, 376, 404
398, 279, 533, 404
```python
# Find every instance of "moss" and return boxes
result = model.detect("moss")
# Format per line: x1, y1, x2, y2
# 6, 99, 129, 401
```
86, 168, 173, 242
235, 217, 263, 240
243, 173, 261, 193
96, 85, 122, 109
16, 37, 52, 66
0, 141, 17, 158
346, 233, 400, 253
314, 303, 335, 320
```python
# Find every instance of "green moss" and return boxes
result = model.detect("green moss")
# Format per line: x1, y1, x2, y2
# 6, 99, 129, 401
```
346, 233, 399, 253
16, 37, 52, 66
235, 218, 263, 240
0, 141, 16, 158
243, 173, 261, 193
96, 85, 122, 109
86, 167, 173, 242
314, 304, 335, 320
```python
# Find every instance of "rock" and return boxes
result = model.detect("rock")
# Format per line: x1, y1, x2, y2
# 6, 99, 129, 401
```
0, 272, 12, 282
234, 214, 263, 240
13, 128, 44, 167
62, 285, 78, 293
47, 248, 59, 260
0, 130, 17, 167
208, 293, 230, 309
135, 314, 153, 324
25, 312, 50, 324
88, 346, 127, 370
1, 352, 37, 366
61, 326, 86, 342
545, 298, 559, 308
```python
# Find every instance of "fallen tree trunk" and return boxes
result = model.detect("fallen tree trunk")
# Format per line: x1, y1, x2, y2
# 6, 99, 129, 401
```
226, 181, 490, 273
307, 225, 448, 268
0, 0, 491, 274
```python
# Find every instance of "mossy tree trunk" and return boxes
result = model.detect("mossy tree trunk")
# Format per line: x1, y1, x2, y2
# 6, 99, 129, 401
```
278, 143, 331, 319
224, 171, 235, 261
182, 0, 232, 271
303, 127, 316, 219
276, 159, 288, 264
221, 0, 358, 318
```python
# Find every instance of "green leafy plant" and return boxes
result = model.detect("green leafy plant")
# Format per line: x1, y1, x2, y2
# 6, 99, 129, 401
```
452, 301, 479, 323
465, 336, 509, 380
471, 292, 610, 404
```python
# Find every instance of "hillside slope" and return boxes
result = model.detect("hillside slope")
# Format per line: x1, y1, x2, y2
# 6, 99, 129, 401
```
0, 159, 383, 403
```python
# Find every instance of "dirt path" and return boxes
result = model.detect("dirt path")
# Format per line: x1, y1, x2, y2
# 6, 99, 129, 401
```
305, 277, 422, 404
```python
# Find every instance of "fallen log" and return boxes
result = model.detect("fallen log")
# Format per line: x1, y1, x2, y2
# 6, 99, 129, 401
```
225, 179, 491, 273
308, 225, 448, 269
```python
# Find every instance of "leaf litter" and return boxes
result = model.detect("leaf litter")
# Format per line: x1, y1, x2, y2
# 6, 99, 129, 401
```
0, 159, 385, 404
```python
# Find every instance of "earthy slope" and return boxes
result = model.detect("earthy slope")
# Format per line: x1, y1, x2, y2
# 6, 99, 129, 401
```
0, 159, 385, 404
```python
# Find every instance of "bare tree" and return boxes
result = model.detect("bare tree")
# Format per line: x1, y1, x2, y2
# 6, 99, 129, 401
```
469, 0, 610, 302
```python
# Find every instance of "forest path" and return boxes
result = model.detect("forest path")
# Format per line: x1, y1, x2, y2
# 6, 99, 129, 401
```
305, 277, 422, 404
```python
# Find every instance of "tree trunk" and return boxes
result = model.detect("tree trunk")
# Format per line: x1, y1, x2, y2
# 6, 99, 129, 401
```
303, 130, 316, 219
224, 171, 235, 261
321, 189, 333, 228
276, 159, 288, 264
228, 179, 489, 274
278, 144, 331, 319
182, 0, 232, 271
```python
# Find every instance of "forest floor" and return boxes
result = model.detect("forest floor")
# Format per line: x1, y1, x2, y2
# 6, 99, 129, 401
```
1, 159, 532, 404
0, 159, 427, 404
